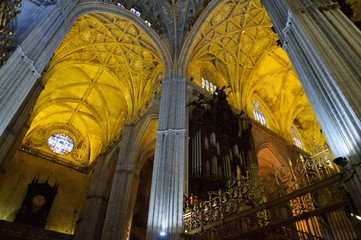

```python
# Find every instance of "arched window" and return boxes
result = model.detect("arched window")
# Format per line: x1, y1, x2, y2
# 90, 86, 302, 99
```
291, 126, 303, 149
154, 73, 162, 84
252, 100, 267, 127
130, 8, 141, 17
144, 20, 151, 27
201, 77, 217, 94
116, 3, 125, 8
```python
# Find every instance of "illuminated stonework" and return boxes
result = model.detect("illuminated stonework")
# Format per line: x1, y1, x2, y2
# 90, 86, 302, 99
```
188, 0, 325, 151
189, 0, 278, 109
48, 133, 74, 155
25, 13, 163, 166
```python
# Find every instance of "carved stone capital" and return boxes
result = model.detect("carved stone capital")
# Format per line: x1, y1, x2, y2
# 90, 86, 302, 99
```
156, 128, 186, 135
161, 77, 187, 84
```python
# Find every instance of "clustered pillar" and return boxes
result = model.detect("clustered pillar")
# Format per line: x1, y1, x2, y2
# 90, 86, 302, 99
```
261, 0, 361, 212
146, 78, 187, 240
0, 0, 75, 178
100, 125, 138, 240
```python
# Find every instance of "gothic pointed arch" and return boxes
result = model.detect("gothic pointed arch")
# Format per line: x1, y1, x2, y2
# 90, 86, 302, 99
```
181, 0, 326, 153
23, 5, 169, 168
256, 142, 292, 200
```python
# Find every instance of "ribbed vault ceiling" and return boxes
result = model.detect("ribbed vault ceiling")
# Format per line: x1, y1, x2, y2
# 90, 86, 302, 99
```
189, 0, 278, 109
188, 0, 325, 151
23, 13, 163, 168
21, 0, 341, 168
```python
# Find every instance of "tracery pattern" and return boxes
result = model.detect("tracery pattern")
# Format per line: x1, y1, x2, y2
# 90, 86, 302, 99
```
190, 0, 278, 109
135, 0, 203, 55
27, 13, 163, 165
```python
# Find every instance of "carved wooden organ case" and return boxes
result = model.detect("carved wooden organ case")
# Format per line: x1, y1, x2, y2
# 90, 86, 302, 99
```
188, 89, 252, 200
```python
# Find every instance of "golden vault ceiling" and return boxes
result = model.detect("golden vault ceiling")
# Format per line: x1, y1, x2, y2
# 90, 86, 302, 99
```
23, 13, 163, 169
188, 0, 325, 152
20, 0, 333, 169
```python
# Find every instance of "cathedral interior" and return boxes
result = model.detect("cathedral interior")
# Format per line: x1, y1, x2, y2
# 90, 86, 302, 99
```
0, 0, 361, 239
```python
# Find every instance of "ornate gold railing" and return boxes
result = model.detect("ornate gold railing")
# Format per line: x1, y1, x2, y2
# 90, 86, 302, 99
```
182, 174, 357, 239
183, 166, 266, 231
262, 149, 339, 201
183, 148, 360, 239
0, 0, 21, 66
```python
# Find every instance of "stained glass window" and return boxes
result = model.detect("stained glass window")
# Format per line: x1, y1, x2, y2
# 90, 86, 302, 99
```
130, 8, 141, 17
291, 126, 303, 149
252, 100, 267, 127
201, 77, 217, 94
202, 77, 206, 88
145, 20, 151, 27
48, 133, 74, 155
116, 3, 125, 8
154, 73, 162, 84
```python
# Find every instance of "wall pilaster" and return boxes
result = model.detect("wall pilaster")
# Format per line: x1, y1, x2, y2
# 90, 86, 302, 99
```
262, 0, 361, 212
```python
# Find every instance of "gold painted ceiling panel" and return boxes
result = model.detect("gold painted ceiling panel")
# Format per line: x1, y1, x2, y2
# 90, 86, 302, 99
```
189, 0, 325, 151
190, 0, 277, 109
23, 13, 163, 169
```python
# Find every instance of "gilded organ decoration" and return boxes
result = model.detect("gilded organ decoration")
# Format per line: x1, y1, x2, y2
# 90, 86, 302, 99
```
188, 88, 252, 198
24, 13, 163, 167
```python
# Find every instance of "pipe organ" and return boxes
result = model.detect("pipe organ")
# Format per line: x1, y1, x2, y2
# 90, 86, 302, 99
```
188, 88, 252, 199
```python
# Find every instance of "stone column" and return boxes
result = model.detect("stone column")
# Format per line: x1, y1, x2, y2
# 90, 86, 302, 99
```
0, 0, 75, 170
146, 78, 187, 240
100, 125, 140, 240
73, 151, 118, 240
0, 72, 44, 180
261, 0, 361, 211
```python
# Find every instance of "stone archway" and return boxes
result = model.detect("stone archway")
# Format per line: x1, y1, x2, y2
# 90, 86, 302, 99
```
257, 143, 292, 200
0, 2, 170, 239
0, 1, 171, 173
